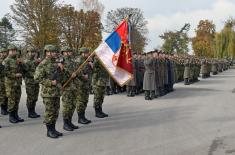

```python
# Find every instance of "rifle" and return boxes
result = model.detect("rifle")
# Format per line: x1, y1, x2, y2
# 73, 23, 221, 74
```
50, 57, 65, 81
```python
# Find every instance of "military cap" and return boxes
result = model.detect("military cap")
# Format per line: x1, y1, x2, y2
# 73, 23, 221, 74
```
0, 48, 7, 53
7, 44, 18, 51
27, 46, 36, 53
79, 47, 89, 53
60, 46, 72, 53
44, 44, 58, 52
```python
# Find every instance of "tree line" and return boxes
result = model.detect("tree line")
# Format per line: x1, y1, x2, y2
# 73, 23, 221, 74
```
0, 0, 234, 59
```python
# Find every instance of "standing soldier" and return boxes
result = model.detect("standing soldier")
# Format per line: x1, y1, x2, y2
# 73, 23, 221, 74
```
127, 52, 137, 97
75, 47, 92, 124
92, 56, 109, 118
201, 58, 207, 78
143, 52, 156, 100
24, 46, 40, 118
34, 45, 66, 138
3, 44, 25, 123
154, 50, 160, 98
0, 48, 8, 115
61, 46, 79, 131
184, 58, 190, 85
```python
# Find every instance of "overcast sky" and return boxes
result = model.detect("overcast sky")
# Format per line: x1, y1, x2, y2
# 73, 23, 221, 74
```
1, 0, 235, 52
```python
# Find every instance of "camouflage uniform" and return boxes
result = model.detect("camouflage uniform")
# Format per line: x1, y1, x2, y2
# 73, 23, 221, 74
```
61, 46, 79, 131
34, 45, 66, 138
0, 48, 8, 115
24, 46, 40, 118
3, 45, 25, 123
92, 57, 109, 118
75, 47, 93, 124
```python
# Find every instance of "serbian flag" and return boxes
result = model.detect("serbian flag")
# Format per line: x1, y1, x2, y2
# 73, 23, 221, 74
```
94, 19, 133, 86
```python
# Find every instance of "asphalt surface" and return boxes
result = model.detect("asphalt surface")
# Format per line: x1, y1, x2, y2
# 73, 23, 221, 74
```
1, 68, 235, 155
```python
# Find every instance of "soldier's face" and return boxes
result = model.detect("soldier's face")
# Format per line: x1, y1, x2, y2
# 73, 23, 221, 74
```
51, 52, 57, 58
63, 51, 69, 56
9, 50, 17, 56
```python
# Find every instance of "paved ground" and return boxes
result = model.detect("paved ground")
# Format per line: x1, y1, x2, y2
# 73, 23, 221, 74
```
1, 68, 235, 155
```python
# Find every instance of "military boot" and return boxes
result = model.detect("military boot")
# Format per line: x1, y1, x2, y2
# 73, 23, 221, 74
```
15, 111, 24, 122
95, 106, 105, 118
1, 104, 8, 115
145, 91, 151, 100
9, 111, 18, 123
100, 106, 108, 117
68, 117, 79, 129
184, 78, 190, 85
63, 119, 74, 131
46, 124, 59, 139
28, 106, 40, 118
52, 123, 63, 136
0, 125, 1, 128
78, 112, 91, 124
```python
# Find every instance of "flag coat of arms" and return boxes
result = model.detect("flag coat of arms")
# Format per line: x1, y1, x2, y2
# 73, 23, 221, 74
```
95, 19, 133, 86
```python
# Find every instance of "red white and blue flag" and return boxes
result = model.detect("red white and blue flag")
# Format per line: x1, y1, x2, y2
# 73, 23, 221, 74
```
95, 19, 133, 86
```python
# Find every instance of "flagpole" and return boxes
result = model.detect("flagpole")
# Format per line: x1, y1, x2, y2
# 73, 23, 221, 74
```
62, 50, 95, 90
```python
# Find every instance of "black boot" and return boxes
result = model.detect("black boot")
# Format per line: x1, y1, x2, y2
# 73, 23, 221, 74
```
0, 125, 1, 128
68, 117, 79, 129
78, 112, 91, 124
63, 119, 74, 131
52, 123, 63, 136
100, 106, 108, 117
46, 124, 59, 139
1, 104, 8, 115
9, 111, 18, 123
95, 107, 105, 118
28, 107, 40, 118
15, 111, 24, 122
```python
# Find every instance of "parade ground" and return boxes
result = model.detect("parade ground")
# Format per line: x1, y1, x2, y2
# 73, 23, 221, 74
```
1, 68, 235, 155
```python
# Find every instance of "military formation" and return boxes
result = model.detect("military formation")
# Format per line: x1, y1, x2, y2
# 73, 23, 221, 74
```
0, 44, 232, 137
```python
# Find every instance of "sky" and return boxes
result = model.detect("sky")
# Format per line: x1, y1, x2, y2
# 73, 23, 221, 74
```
1, 0, 235, 52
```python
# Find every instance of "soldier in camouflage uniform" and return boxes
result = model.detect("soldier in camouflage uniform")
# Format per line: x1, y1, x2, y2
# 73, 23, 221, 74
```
127, 52, 137, 97
24, 46, 40, 118
92, 56, 109, 118
0, 48, 8, 115
61, 46, 79, 131
34, 44, 66, 138
75, 47, 92, 124
3, 44, 25, 123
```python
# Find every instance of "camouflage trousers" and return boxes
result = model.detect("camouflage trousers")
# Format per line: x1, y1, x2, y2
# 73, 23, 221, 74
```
5, 85, 21, 112
42, 97, 60, 125
93, 85, 105, 108
76, 85, 89, 113
25, 82, 39, 108
62, 90, 76, 119
0, 79, 7, 106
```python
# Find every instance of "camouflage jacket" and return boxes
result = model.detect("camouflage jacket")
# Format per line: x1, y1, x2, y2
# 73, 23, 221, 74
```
24, 57, 40, 85
74, 56, 93, 87
63, 56, 79, 91
3, 55, 22, 86
92, 58, 108, 86
34, 57, 67, 97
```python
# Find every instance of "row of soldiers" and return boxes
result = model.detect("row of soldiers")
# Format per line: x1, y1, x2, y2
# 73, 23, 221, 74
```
0, 44, 109, 138
124, 50, 231, 100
